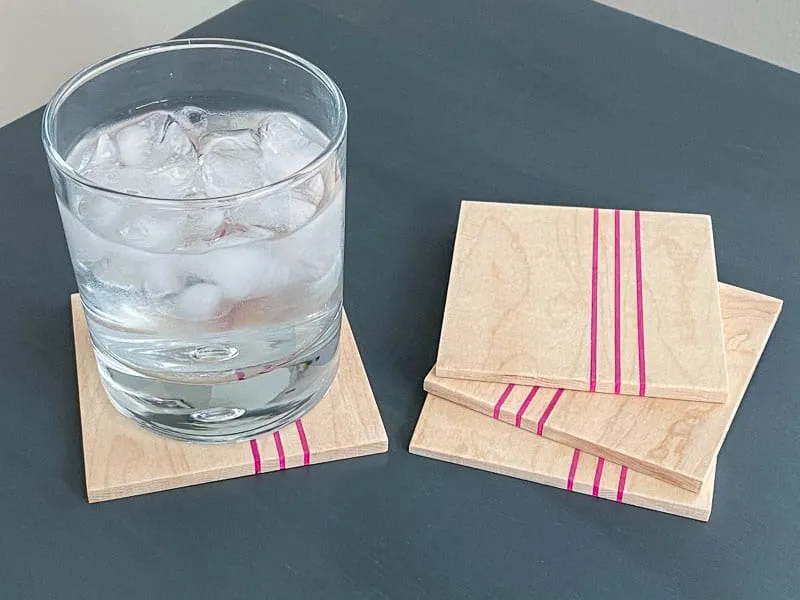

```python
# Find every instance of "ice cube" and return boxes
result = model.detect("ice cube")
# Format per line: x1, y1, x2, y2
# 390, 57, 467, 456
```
199, 129, 261, 156
304, 174, 326, 205
199, 244, 269, 301
277, 172, 326, 208
205, 110, 261, 132
199, 130, 269, 196
255, 257, 297, 297
216, 227, 273, 245
115, 112, 195, 169
259, 112, 326, 180
115, 112, 168, 167
266, 144, 325, 181
91, 251, 147, 290
177, 283, 224, 321
85, 160, 201, 199
200, 154, 268, 197
291, 185, 344, 277
231, 195, 317, 234
77, 133, 119, 173
163, 120, 195, 156
59, 202, 113, 263
259, 112, 325, 151
146, 162, 203, 198
174, 106, 209, 143
185, 208, 227, 241
141, 259, 184, 296
74, 193, 123, 230
72, 111, 202, 198
119, 212, 186, 250
272, 198, 317, 233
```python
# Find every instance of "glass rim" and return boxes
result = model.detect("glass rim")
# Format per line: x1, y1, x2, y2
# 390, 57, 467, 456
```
41, 38, 347, 207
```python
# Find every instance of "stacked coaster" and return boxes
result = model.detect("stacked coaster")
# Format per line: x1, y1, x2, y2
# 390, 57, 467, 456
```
410, 201, 782, 520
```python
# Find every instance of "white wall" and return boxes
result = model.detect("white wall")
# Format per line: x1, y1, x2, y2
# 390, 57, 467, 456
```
0, 0, 241, 127
595, 0, 800, 74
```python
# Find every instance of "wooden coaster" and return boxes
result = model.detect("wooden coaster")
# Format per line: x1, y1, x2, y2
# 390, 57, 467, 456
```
410, 395, 714, 521
426, 283, 781, 492
71, 295, 388, 502
437, 201, 728, 403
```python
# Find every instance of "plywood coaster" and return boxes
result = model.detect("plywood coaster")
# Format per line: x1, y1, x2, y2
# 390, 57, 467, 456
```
71, 295, 388, 502
411, 395, 715, 521
437, 201, 728, 403
427, 283, 782, 492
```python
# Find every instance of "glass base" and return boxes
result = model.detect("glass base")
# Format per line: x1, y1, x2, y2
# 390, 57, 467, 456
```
94, 321, 341, 443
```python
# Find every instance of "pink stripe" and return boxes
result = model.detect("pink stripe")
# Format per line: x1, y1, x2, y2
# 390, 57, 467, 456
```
592, 457, 605, 497
614, 209, 621, 394
249, 439, 262, 474
566, 449, 581, 491
515, 386, 540, 427
273, 431, 286, 470
634, 211, 647, 396
589, 208, 599, 392
536, 388, 564, 436
235, 370, 246, 381
616, 466, 629, 502
492, 384, 515, 420
295, 419, 310, 466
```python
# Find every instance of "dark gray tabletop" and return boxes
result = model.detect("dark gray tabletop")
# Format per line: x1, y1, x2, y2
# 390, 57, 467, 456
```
1, 0, 798, 598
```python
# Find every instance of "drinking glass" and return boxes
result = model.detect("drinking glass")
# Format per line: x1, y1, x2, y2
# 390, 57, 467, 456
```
42, 39, 347, 442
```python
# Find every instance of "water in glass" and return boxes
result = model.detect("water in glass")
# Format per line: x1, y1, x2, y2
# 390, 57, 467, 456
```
60, 106, 344, 441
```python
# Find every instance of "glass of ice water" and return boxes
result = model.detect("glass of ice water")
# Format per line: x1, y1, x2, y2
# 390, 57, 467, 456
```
42, 39, 347, 442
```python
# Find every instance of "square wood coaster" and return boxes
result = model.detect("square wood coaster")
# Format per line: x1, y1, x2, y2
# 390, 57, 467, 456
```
437, 201, 728, 403
426, 283, 781, 492
71, 295, 388, 502
410, 395, 714, 521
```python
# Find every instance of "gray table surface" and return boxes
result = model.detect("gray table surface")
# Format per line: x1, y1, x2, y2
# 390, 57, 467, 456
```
1, 0, 798, 598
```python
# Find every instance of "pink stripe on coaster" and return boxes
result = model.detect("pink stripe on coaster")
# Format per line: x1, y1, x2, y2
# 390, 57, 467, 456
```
273, 431, 286, 470
589, 208, 600, 392
616, 466, 629, 502
515, 386, 540, 427
249, 439, 262, 474
613, 209, 621, 395
536, 388, 564, 436
492, 384, 515, 420
295, 419, 310, 466
592, 457, 605, 497
634, 210, 647, 396
566, 449, 581, 491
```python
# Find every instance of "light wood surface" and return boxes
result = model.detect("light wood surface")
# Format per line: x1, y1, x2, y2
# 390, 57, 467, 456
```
426, 283, 781, 492
410, 395, 714, 521
436, 200, 728, 402
71, 294, 388, 502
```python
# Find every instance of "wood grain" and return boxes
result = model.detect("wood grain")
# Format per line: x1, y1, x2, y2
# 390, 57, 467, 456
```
436, 200, 729, 402
71, 294, 388, 502
426, 283, 781, 492
410, 395, 714, 521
